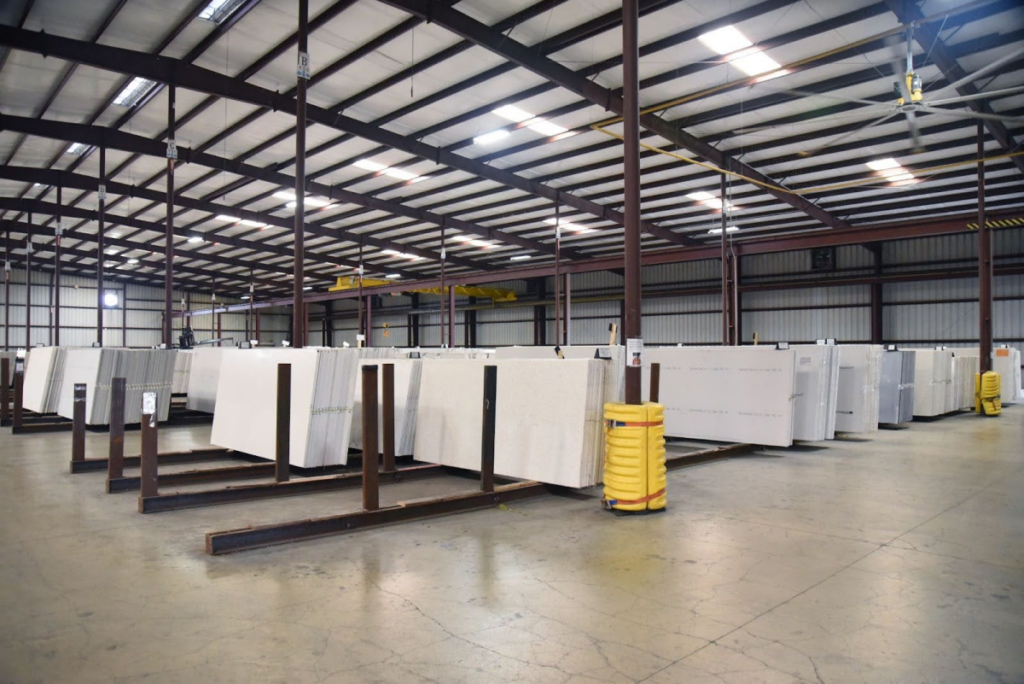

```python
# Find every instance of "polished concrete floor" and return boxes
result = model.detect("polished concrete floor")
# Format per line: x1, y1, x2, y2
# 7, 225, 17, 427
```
1, 408, 1023, 683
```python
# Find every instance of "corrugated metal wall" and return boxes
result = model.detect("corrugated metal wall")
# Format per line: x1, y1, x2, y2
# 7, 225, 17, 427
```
8, 229, 1022, 354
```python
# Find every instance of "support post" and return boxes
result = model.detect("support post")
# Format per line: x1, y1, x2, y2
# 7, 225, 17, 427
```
382, 363, 395, 473
409, 293, 420, 347
721, 174, 730, 346
871, 245, 883, 344
554, 200, 561, 347
366, 294, 373, 347
25, 215, 31, 347
731, 254, 741, 345
481, 364, 497, 493
448, 282, 455, 347
293, 0, 308, 349
361, 364, 379, 511
55, 185, 62, 346
4, 230, 9, 351
0, 357, 9, 425
440, 223, 446, 346
97, 146, 105, 346
650, 362, 660, 403
164, 87, 175, 349
13, 364, 23, 428
71, 383, 85, 465
564, 273, 571, 346
139, 392, 159, 499
276, 363, 291, 482
107, 377, 125, 485
977, 122, 992, 374
622, 0, 642, 404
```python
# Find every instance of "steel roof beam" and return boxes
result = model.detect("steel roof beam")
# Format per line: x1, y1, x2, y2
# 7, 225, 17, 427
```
0, 25, 685, 250
379, 0, 850, 232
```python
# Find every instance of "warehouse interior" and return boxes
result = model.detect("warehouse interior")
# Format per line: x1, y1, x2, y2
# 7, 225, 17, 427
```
1, 0, 1023, 682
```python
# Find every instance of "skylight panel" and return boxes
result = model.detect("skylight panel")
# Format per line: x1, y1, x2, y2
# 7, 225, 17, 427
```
353, 159, 387, 172
198, 0, 246, 24
866, 158, 901, 171
729, 49, 782, 77
66, 143, 87, 155
113, 77, 157, 107
529, 120, 568, 137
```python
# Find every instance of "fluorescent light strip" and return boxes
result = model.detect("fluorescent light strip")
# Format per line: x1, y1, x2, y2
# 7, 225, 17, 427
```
382, 249, 423, 260
708, 226, 740, 235
66, 142, 87, 155
866, 158, 901, 171
453, 236, 494, 248
728, 48, 782, 77
687, 192, 738, 211
493, 104, 534, 122
544, 218, 594, 234
474, 129, 511, 146
384, 274, 401, 279
215, 214, 240, 222
510, 255, 531, 261
698, 26, 753, 55
353, 159, 387, 172
528, 120, 567, 136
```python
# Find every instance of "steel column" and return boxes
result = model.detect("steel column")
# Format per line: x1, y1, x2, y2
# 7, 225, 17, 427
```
481, 365, 497, 493
276, 363, 291, 482
366, 293, 372, 347
97, 146, 105, 346
12, 364, 23, 429
71, 383, 86, 465
440, 222, 446, 346
164, 86, 175, 348
622, 0, 642, 405
732, 253, 741, 344
721, 174, 729, 345
382, 363, 395, 473
649, 362, 660, 403
564, 273, 571, 345
554, 200, 561, 346
292, 0, 308, 349
361, 364, 379, 511
4, 230, 9, 350
447, 281, 455, 346
139, 392, 159, 499
54, 185, 62, 346
0, 357, 9, 425
24, 214, 31, 347
871, 246, 883, 344
107, 377, 125, 488
978, 122, 992, 373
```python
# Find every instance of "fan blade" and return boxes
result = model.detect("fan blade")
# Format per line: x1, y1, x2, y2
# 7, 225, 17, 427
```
798, 111, 899, 158
918, 105, 1024, 123
748, 83, 888, 107
928, 85, 1024, 107
927, 46, 1024, 100
905, 110, 923, 153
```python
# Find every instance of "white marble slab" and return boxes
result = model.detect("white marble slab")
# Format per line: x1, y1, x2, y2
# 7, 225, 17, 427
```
834, 345, 882, 433
350, 359, 422, 456
639, 346, 797, 447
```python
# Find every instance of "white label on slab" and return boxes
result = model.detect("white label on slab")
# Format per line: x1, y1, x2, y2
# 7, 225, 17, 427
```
356, 334, 366, 342
626, 338, 644, 368
143, 391, 157, 416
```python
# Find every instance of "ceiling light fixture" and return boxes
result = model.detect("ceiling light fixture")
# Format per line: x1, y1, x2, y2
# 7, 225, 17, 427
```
353, 159, 387, 172
544, 218, 594, 234
187, 236, 204, 244
474, 129, 511, 146
708, 226, 740, 235
866, 158, 901, 171
728, 48, 783, 77
698, 25, 753, 54
215, 214, 240, 222
382, 249, 423, 260
510, 255, 531, 261
113, 77, 157, 107
238, 219, 266, 228
66, 142, 87, 155
126, 258, 139, 264
493, 104, 535, 122
383, 168, 420, 182
384, 274, 401, 279
453, 235, 495, 248
687, 191, 738, 212
528, 120, 568, 137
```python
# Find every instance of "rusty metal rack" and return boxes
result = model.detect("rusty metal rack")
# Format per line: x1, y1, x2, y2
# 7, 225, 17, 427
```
204, 363, 549, 555
135, 362, 451, 512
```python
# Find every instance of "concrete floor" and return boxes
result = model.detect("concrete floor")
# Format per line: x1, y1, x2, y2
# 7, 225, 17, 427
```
1, 409, 1023, 684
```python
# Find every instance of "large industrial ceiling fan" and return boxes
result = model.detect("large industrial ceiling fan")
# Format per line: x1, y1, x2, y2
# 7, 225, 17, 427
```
752, 29, 1024, 159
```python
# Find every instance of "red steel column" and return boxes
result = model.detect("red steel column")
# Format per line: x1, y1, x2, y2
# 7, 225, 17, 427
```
554, 199, 561, 347
97, 147, 105, 346
164, 88, 176, 348
55, 185, 62, 346
292, 0, 309, 349
622, 0, 643, 404
25, 213, 32, 347
440, 221, 447, 346
977, 122, 992, 374
4, 230, 9, 350
721, 174, 730, 345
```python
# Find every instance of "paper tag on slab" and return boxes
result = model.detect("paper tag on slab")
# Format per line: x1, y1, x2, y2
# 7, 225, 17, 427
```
143, 392, 156, 416
626, 338, 644, 368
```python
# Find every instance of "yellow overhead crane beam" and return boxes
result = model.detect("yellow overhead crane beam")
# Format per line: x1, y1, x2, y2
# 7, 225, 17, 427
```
328, 277, 517, 303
